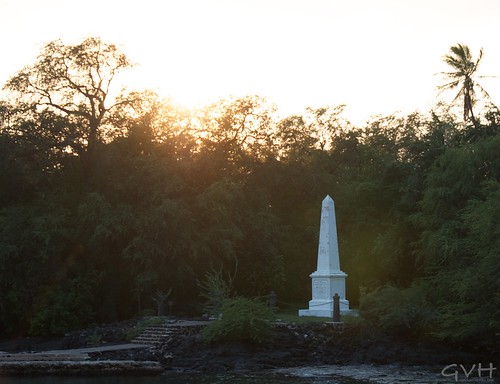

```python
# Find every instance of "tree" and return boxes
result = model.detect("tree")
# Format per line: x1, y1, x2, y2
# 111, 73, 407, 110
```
438, 43, 490, 129
274, 114, 312, 161
305, 104, 350, 150
197, 95, 276, 162
4, 37, 133, 173
274, 105, 348, 162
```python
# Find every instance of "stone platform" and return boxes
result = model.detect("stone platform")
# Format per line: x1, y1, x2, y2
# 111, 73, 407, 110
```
0, 343, 161, 375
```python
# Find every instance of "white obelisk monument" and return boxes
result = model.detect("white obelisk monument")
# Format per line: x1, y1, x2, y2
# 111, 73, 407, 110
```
299, 195, 349, 317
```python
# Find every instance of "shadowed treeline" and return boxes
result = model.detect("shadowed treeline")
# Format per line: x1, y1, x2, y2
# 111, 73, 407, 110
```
0, 39, 498, 354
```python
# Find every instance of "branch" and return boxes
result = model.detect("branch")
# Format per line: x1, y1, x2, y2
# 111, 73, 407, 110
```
39, 101, 89, 118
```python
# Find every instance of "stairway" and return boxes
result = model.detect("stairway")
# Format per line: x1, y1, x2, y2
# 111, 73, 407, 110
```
131, 320, 207, 346
132, 326, 175, 345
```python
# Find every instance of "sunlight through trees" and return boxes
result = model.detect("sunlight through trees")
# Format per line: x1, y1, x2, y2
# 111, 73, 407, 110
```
0, 38, 498, 351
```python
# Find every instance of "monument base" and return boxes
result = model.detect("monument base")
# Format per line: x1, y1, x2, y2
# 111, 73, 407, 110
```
298, 298, 350, 317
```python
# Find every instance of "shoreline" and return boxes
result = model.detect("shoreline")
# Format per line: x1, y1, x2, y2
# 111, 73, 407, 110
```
0, 319, 495, 376
0, 360, 163, 376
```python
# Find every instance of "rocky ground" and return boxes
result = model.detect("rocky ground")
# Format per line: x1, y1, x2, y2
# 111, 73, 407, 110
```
0, 319, 493, 374
0, 319, 136, 353
153, 322, 488, 373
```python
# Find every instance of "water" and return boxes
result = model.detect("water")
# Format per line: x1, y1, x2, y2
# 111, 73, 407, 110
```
0, 365, 496, 384
0, 372, 363, 384
0, 374, 367, 384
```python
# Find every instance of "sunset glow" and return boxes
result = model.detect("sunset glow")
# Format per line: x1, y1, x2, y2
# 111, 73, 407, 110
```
1, 0, 500, 125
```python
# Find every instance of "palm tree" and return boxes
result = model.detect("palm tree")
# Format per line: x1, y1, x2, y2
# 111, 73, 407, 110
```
438, 43, 490, 129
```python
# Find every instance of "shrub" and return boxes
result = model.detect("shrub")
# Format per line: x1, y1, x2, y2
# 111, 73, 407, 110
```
202, 297, 274, 344
359, 284, 438, 338
198, 268, 233, 318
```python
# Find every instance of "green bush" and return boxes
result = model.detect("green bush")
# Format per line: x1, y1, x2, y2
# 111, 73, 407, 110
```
359, 284, 438, 338
29, 275, 98, 336
202, 297, 274, 344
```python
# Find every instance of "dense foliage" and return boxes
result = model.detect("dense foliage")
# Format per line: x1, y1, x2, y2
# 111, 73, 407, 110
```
202, 297, 274, 344
0, 39, 498, 352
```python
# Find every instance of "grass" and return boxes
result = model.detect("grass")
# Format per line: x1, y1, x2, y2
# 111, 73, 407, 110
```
275, 311, 331, 324
273, 307, 361, 325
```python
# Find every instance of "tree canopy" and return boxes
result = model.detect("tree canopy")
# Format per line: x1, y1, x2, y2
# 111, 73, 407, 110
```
0, 38, 498, 353
3, 37, 134, 174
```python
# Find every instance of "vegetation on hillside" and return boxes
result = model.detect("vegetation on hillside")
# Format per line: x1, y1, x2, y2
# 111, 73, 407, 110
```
0, 39, 498, 352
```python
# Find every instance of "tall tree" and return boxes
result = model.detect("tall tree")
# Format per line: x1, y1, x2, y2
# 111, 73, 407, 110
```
197, 96, 276, 162
4, 37, 133, 173
438, 43, 489, 129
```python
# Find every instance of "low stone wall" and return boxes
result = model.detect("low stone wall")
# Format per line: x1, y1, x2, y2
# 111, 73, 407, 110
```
0, 360, 162, 375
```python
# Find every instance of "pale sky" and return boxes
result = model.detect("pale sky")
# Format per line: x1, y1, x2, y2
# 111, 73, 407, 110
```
1, 0, 499, 125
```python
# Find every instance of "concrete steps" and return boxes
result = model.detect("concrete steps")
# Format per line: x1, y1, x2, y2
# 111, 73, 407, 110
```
131, 321, 207, 345
132, 326, 175, 345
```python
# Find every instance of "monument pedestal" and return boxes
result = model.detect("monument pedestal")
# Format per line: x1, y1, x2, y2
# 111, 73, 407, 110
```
299, 195, 350, 317
298, 271, 350, 317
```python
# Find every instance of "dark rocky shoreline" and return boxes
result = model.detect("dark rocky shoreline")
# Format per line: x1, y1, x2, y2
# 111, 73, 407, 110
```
154, 322, 487, 373
0, 319, 493, 375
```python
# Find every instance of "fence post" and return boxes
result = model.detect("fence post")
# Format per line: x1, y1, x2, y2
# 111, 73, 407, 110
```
269, 291, 277, 312
332, 293, 340, 322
